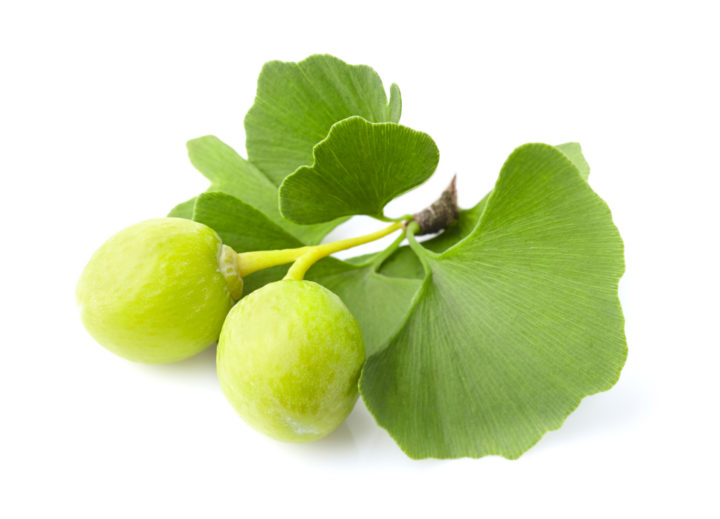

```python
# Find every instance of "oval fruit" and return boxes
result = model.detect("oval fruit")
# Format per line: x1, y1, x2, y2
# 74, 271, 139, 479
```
77, 218, 240, 363
217, 279, 365, 442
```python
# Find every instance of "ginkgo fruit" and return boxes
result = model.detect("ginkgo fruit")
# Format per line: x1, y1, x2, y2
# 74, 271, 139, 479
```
76, 218, 243, 363
217, 279, 365, 442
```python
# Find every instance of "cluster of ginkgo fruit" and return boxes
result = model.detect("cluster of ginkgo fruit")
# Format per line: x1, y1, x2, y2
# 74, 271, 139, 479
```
77, 216, 408, 441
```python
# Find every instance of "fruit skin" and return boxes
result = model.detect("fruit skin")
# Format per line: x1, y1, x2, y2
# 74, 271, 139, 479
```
217, 280, 365, 442
77, 218, 236, 363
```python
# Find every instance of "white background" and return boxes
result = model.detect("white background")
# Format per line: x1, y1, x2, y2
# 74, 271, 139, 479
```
2, 1, 718, 517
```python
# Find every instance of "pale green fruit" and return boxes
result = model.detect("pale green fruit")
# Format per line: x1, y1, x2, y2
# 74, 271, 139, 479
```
77, 218, 242, 363
217, 280, 365, 442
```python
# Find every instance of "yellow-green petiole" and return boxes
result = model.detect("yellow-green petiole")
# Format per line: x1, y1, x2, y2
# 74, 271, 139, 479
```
283, 221, 405, 281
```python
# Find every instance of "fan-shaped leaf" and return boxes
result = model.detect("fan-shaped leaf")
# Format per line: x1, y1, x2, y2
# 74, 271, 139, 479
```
360, 143, 626, 459
280, 117, 439, 223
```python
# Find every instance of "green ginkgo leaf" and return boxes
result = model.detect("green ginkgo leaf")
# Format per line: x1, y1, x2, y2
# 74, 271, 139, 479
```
189, 136, 278, 216
280, 117, 439, 224
192, 191, 305, 253
170, 136, 340, 245
360, 143, 626, 459
245, 54, 402, 186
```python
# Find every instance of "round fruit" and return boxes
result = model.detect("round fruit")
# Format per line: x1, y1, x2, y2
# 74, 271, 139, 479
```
77, 218, 242, 363
217, 279, 365, 442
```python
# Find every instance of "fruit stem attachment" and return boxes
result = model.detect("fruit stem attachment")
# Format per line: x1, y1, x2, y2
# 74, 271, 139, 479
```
283, 222, 405, 281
